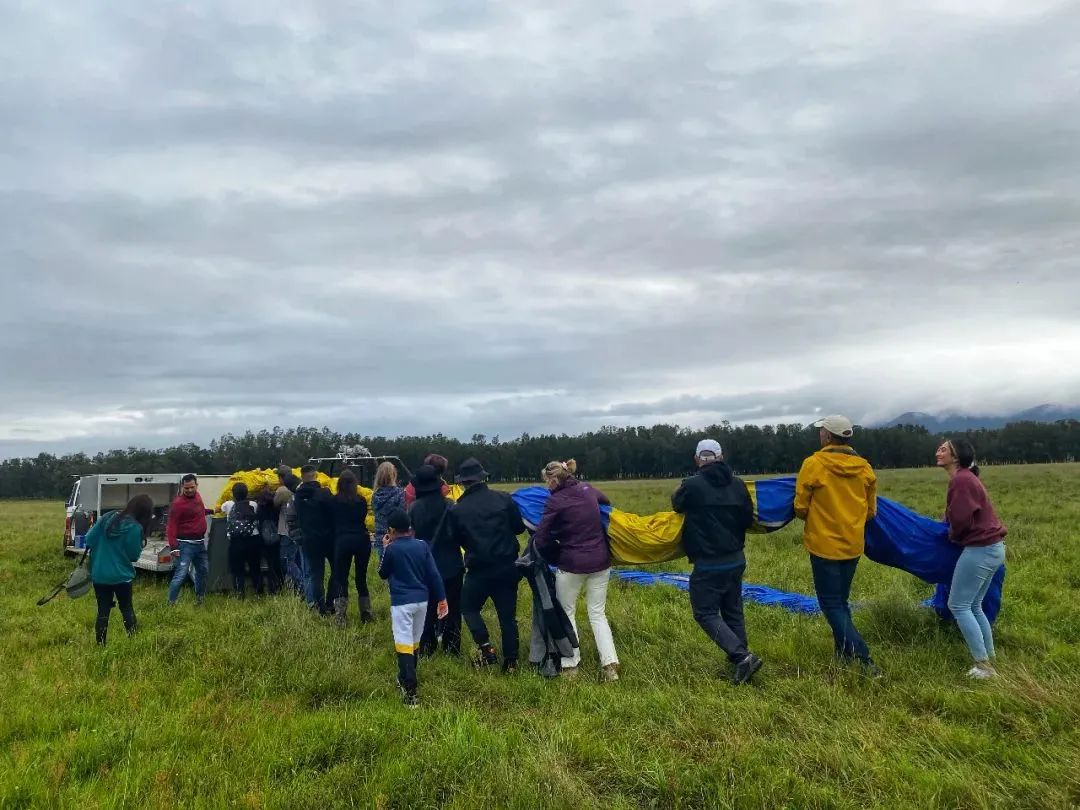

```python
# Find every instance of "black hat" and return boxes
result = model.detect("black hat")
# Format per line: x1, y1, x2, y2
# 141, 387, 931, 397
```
386, 508, 411, 533
454, 457, 488, 484
412, 464, 443, 496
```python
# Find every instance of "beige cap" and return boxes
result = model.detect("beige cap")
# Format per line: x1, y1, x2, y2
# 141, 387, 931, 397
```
813, 414, 854, 438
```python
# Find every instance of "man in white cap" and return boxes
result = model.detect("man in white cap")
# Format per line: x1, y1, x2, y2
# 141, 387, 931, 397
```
795, 415, 880, 676
671, 439, 762, 685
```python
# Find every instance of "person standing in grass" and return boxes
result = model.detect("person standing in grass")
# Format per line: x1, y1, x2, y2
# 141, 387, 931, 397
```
404, 453, 451, 508
378, 509, 448, 707
293, 464, 336, 614
328, 469, 374, 626
533, 459, 620, 682
410, 464, 464, 657
166, 474, 209, 606
449, 457, 527, 673
794, 415, 881, 677
222, 482, 263, 598
936, 438, 1007, 680
372, 462, 406, 566
275, 469, 305, 595
672, 440, 762, 685
86, 494, 152, 644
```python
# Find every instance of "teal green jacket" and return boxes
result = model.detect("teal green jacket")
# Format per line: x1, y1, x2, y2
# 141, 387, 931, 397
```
85, 512, 143, 585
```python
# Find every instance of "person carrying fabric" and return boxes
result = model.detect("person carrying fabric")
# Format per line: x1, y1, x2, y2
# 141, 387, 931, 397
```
533, 459, 620, 682
372, 462, 406, 565
293, 464, 335, 614
404, 453, 451, 508
378, 508, 448, 707
274, 468, 304, 594
86, 494, 152, 644
794, 415, 881, 677
409, 464, 464, 656
222, 482, 263, 598
449, 457, 526, 673
166, 474, 209, 606
672, 440, 762, 685
255, 487, 283, 594
936, 438, 1007, 680
328, 469, 374, 626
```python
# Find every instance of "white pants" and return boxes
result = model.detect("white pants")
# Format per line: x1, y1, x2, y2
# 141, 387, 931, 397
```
391, 601, 427, 654
555, 568, 618, 668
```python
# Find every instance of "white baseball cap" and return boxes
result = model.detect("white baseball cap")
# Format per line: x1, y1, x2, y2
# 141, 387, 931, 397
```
695, 439, 723, 458
813, 414, 855, 438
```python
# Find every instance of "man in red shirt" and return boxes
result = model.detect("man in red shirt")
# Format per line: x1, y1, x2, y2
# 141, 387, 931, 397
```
166, 474, 210, 605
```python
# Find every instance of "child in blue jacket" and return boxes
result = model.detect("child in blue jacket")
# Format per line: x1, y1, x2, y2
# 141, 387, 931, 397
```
379, 509, 447, 706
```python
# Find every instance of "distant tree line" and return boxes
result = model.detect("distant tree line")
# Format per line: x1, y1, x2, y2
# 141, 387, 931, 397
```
2, 420, 1078, 500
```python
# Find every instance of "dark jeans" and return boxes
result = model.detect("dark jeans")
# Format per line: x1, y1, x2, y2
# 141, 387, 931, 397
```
261, 541, 283, 594
329, 534, 371, 600
462, 565, 520, 661
303, 540, 334, 612
689, 565, 748, 663
421, 571, 464, 655
810, 554, 871, 662
228, 535, 263, 596
93, 582, 136, 644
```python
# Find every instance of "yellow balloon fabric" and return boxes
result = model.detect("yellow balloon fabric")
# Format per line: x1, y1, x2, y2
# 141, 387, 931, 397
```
214, 468, 375, 532
606, 509, 686, 564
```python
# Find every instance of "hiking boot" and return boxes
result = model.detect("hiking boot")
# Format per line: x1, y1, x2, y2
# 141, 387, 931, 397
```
399, 683, 419, 708
332, 597, 348, 629
502, 658, 518, 675
358, 596, 375, 623
733, 653, 762, 685
600, 663, 620, 683
561, 666, 580, 680
475, 643, 498, 668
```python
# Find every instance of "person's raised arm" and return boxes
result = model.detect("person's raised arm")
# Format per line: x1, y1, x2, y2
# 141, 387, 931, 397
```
793, 458, 817, 521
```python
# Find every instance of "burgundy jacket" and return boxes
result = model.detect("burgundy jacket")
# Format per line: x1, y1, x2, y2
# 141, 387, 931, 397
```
533, 477, 611, 574
946, 469, 1007, 547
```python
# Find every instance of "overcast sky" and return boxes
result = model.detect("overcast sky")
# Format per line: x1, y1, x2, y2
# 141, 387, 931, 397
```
2, 1, 1079, 458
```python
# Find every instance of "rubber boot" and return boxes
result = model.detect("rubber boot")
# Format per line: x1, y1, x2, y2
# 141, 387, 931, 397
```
333, 597, 348, 629
358, 595, 375, 623
121, 611, 138, 637
95, 617, 109, 646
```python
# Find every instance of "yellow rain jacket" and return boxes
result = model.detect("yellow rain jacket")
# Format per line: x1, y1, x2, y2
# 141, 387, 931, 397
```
793, 446, 877, 560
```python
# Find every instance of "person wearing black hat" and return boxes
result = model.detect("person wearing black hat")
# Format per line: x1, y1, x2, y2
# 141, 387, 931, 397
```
378, 508, 447, 707
409, 464, 464, 656
448, 458, 527, 672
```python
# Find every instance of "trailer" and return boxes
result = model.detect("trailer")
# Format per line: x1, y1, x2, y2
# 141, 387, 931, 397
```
63, 473, 231, 573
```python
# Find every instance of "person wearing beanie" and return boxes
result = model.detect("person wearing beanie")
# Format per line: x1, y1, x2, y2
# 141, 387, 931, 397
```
794, 415, 880, 677
671, 440, 762, 685
378, 508, 447, 707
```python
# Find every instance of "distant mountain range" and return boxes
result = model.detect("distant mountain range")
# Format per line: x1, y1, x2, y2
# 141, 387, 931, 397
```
880, 403, 1080, 432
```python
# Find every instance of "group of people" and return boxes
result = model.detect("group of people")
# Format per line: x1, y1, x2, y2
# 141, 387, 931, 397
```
82, 413, 1008, 705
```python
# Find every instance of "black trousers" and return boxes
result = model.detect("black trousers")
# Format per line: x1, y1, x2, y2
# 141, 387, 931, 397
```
93, 582, 136, 644
461, 565, 520, 661
329, 534, 371, 600
689, 565, 749, 663
229, 535, 263, 595
420, 571, 464, 654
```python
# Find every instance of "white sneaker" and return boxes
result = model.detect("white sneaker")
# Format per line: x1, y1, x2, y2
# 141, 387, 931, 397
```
967, 665, 994, 680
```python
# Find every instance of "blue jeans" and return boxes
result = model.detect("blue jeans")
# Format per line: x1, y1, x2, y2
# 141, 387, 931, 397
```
948, 542, 1006, 662
810, 555, 870, 662
168, 542, 208, 604
279, 535, 304, 593
302, 542, 332, 611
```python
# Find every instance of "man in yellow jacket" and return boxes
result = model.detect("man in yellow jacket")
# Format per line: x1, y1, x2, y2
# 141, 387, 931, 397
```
794, 414, 881, 676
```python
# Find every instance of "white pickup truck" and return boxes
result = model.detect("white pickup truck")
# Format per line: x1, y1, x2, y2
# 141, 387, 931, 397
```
63, 473, 231, 573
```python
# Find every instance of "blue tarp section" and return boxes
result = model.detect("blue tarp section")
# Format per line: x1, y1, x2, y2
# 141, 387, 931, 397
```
612, 569, 821, 614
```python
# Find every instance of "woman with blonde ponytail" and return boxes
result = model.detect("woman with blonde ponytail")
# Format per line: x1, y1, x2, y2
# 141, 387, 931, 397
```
533, 459, 620, 682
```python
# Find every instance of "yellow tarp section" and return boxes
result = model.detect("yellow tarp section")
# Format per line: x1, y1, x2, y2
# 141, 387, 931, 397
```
213, 468, 375, 532
607, 508, 685, 564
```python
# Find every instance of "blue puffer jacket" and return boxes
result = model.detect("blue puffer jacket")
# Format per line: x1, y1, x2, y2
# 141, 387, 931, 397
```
372, 486, 406, 537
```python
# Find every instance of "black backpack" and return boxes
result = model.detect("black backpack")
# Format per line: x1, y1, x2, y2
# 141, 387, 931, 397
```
227, 500, 260, 541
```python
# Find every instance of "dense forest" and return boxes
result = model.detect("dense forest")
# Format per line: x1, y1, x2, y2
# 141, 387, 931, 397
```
2, 420, 1078, 499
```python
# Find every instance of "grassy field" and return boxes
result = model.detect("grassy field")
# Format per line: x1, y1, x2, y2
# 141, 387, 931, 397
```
2, 465, 1079, 808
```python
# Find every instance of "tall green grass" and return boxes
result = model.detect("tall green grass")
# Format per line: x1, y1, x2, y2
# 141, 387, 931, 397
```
2, 465, 1079, 808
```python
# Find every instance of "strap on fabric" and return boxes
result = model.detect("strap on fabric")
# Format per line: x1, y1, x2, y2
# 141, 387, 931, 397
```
37, 547, 89, 606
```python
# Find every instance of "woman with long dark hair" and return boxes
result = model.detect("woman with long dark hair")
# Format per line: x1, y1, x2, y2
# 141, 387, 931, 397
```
329, 469, 374, 626
84, 494, 152, 645
936, 438, 1007, 679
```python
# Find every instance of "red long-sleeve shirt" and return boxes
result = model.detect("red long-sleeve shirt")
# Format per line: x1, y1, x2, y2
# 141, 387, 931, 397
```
945, 469, 1006, 547
166, 493, 208, 548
